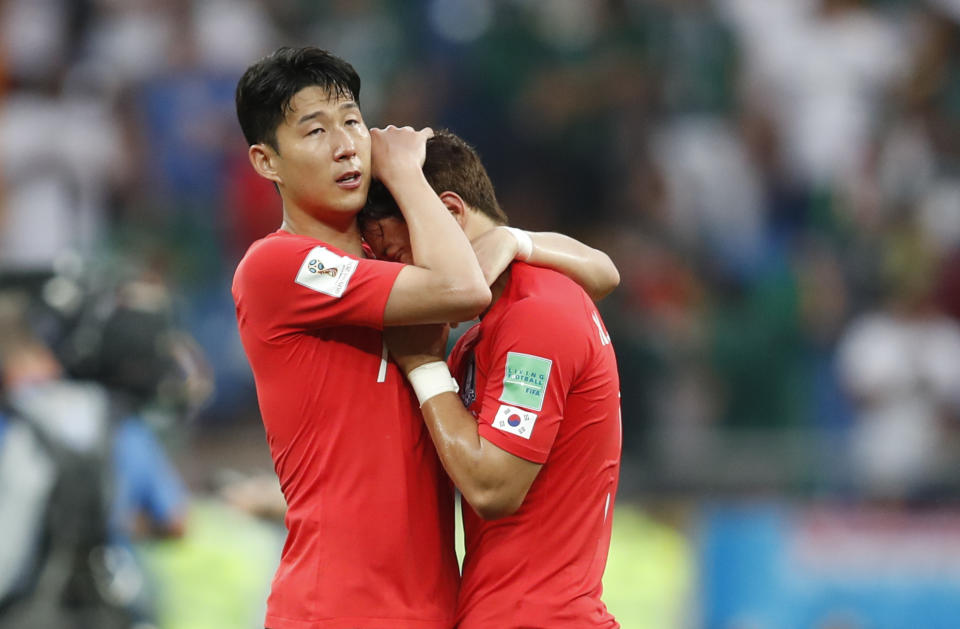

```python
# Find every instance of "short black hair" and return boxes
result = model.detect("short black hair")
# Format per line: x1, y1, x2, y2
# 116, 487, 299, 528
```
360, 130, 509, 227
236, 46, 361, 151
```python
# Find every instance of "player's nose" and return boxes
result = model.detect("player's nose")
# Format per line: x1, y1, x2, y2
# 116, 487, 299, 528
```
333, 128, 357, 161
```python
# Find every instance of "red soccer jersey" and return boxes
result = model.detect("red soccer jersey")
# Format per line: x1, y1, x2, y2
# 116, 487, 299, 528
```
232, 230, 459, 629
447, 263, 622, 628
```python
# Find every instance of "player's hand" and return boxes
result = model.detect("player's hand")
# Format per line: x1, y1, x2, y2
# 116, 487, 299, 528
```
384, 323, 449, 374
370, 125, 434, 184
471, 226, 519, 286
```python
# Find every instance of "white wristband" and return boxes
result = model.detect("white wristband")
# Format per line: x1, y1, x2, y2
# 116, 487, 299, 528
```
407, 361, 459, 406
502, 226, 533, 261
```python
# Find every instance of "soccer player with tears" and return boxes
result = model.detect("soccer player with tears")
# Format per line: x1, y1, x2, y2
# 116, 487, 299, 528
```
233, 47, 619, 629
360, 131, 622, 629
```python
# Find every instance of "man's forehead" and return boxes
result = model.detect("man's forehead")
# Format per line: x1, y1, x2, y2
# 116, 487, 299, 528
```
362, 216, 406, 237
361, 217, 385, 232
362, 223, 383, 242
285, 86, 357, 120
374, 216, 406, 230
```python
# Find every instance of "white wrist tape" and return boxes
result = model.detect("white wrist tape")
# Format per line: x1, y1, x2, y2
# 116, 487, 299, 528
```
407, 361, 459, 405
502, 226, 533, 261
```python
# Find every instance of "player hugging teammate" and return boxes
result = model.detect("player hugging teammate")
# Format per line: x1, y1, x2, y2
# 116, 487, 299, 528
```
233, 46, 621, 629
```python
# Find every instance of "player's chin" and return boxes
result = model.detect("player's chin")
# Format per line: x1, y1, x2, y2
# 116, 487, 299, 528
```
328, 188, 369, 215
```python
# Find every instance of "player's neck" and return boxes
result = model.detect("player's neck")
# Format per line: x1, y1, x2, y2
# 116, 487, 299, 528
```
480, 268, 511, 319
463, 215, 498, 242
281, 208, 364, 257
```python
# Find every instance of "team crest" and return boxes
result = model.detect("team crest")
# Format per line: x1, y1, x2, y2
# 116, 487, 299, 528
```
308, 259, 339, 277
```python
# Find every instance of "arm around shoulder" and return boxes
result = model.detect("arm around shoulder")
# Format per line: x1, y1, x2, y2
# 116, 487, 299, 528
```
471, 227, 620, 301
383, 262, 490, 326
372, 128, 491, 325
525, 231, 620, 301
384, 324, 540, 518
418, 393, 542, 520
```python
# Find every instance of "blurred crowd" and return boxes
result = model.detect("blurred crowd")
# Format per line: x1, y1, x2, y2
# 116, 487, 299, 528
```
2, 0, 960, 509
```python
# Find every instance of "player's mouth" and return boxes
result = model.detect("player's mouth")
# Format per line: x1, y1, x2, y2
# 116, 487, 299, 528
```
336, 170, 362, 190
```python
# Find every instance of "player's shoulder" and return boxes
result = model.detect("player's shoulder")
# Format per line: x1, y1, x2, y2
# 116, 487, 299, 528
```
236, 231, 284, 273
236, 231, 352, 282
238, 230, 318, 266
506, 264, 592, 323
492, 288, 586, 353
515, 262, 579, 288
233, 231, 309, 298
514, 263, 589, 304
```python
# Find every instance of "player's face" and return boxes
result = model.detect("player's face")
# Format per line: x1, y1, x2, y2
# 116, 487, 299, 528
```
361, 216, 413, 264
272, 86, 371, 218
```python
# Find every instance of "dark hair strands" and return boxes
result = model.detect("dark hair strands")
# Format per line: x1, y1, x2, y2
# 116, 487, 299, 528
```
235, 46, 361, 151
360, 130, 509, 227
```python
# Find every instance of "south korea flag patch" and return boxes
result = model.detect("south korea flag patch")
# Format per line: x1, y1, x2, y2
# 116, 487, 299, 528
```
295, 246, 358, 297
492, 404, 538, 440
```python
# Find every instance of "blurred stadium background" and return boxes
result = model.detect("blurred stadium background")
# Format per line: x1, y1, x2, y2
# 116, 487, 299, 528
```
3, 0, 960, 627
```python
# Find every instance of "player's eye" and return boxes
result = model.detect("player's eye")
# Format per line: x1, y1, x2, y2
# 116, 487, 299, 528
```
307, 127, 325, 136
345, 118, 360, 126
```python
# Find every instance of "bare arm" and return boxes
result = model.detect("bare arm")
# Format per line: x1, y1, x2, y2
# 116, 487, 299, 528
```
384, 324, 541, 520
419, 393, 541, 519
372, 126, 490, 324
471, 227, 620, 301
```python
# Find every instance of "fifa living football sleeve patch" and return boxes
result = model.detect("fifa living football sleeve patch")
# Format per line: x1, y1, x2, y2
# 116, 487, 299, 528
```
499, 351, 552, 411
294, 246, 359, 297
492, 404, 538, 440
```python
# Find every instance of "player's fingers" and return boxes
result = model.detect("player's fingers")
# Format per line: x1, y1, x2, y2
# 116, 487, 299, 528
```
420, 126, 435, 139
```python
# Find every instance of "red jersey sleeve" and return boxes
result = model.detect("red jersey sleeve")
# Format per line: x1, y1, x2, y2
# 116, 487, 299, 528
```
475, 299, 586, 464
233, 234, 403, 339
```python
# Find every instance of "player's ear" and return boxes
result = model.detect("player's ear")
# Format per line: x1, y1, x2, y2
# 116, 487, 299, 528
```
439, 191, 468, 228
249, 143, 283, 185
